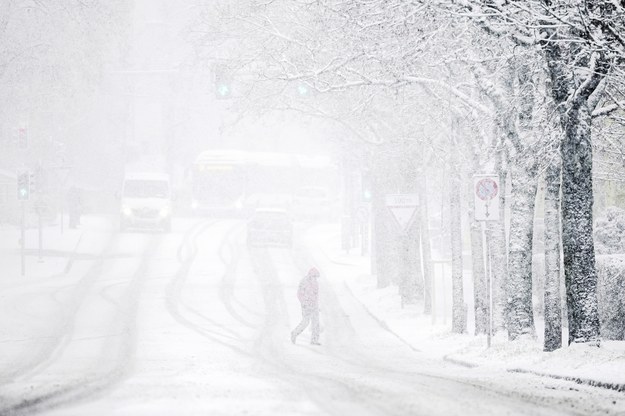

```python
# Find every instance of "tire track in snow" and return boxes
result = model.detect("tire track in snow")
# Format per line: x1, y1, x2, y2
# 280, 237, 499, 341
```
165, 220, 252, 352
0, 233, 162, 416
0, 229, 120, 386
218, 223, 262, 329
237, 236, 575, 416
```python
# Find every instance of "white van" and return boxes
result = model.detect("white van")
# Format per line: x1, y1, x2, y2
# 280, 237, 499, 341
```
120, 172, 172, 232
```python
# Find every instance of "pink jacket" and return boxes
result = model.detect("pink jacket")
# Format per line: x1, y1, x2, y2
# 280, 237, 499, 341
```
297, 275, 319, 308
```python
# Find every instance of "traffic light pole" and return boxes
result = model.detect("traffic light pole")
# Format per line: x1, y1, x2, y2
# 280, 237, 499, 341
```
20, 201, 25, 276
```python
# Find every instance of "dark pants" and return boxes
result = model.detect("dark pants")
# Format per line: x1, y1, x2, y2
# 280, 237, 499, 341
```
292, 306, 320, 342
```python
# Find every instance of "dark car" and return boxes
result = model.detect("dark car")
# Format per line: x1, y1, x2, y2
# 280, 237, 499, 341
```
247, 209, 293, 248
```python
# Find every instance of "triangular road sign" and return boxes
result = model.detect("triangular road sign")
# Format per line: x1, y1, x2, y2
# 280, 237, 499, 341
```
389, 206, 419, 233
385, 194, 419, 234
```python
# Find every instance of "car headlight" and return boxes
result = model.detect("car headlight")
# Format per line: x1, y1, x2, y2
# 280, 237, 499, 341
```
122, 205, 133, 216
159, 206, 171, 218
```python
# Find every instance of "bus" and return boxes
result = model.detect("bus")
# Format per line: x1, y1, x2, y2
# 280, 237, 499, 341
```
190, 150, 247, 213
190, 150, 338, 217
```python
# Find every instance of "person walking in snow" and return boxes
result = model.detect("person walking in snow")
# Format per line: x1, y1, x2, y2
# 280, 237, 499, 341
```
291, 267, 321, 345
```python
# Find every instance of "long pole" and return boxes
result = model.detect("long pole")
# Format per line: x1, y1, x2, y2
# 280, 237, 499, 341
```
38, 208, 43, 262
20, 201, 25, 276
481, 221, 491, 348
431, 263, 437, 325
488, 230, 493, 346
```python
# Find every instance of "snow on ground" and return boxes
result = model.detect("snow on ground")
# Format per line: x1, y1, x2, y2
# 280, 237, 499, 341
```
303, 223, 625, 390
2, 216, 625, 415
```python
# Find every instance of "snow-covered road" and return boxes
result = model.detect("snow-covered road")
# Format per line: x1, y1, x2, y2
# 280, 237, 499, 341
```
1, 217, 624, 415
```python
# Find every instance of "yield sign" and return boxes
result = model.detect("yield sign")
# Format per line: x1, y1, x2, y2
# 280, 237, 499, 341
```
385, 194, 419, 234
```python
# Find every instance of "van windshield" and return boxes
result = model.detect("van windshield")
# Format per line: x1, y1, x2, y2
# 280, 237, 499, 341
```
123, 180, 169, 198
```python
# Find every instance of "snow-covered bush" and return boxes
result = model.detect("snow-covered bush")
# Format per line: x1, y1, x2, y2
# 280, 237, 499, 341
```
595, 207, 625, 340
596, 255, 625, 340
595, 207, 625, 255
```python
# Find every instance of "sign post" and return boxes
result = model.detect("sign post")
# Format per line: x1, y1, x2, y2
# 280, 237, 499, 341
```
386, 194, 420, 307
473, 174, 500, 348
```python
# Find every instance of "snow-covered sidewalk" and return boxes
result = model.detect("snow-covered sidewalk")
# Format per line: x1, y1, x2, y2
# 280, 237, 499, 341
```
0, 215, 112, 280
304, 223, 625, 393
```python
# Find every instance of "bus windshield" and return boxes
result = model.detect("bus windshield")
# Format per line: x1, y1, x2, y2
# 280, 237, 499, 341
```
193, 165, 246, 205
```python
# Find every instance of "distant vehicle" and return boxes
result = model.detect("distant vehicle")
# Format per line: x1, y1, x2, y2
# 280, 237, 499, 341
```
243, 192, 293, 215
120, 172, 172, 232
191, 150, 247, 214
190, 150, 339, 217
246, 208, 293, 248
292, 186, 333, 220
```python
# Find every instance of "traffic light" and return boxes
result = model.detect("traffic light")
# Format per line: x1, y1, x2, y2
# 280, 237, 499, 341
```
17, 171, 30, 200
29, 171, 36, 194
214, 64, 232, 99
17, 127, 28, 149
363, 188, 372, 202
297, 83, 310, 97
362, 172, 372, 202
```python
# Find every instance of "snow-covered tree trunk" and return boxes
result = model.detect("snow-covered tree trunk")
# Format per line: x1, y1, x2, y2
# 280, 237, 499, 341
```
544, 153, 562, 351
506, 157, 538, 340
450, 168, 466, 333
398, 153, 423, 305
372, 153, 392, 288
560, 104, 600, 345
420, 173, 433, 314
540, 30, 604, 345
400, 217, 423, 305
468, 175, 488, 335
488, 155, 508, 333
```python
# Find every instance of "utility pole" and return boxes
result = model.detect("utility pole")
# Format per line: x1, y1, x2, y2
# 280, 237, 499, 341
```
21, 201, 25, 276
17, 170, 30, 276
34, 164, 43, 262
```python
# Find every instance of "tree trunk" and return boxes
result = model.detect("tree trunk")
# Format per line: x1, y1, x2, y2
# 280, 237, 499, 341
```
450, 169, 466, 333
400, 217, 423, 305
544, 153, 562, 351
561, 104, 600, 345
398, 153, 422, 305
538, 19, 604, 346
468, 177, 488, 335
372, 152, 392, 288
420, 174, 433, 314
507, 157, 538, 340
488, 153, 508, 334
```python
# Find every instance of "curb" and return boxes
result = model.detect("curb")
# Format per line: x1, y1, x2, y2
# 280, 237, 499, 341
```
343, 279, 421, 353
508, 367, 625, 393
442, 354, 479, 368
344, 277, 625, 392
64, 232, 85, 274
